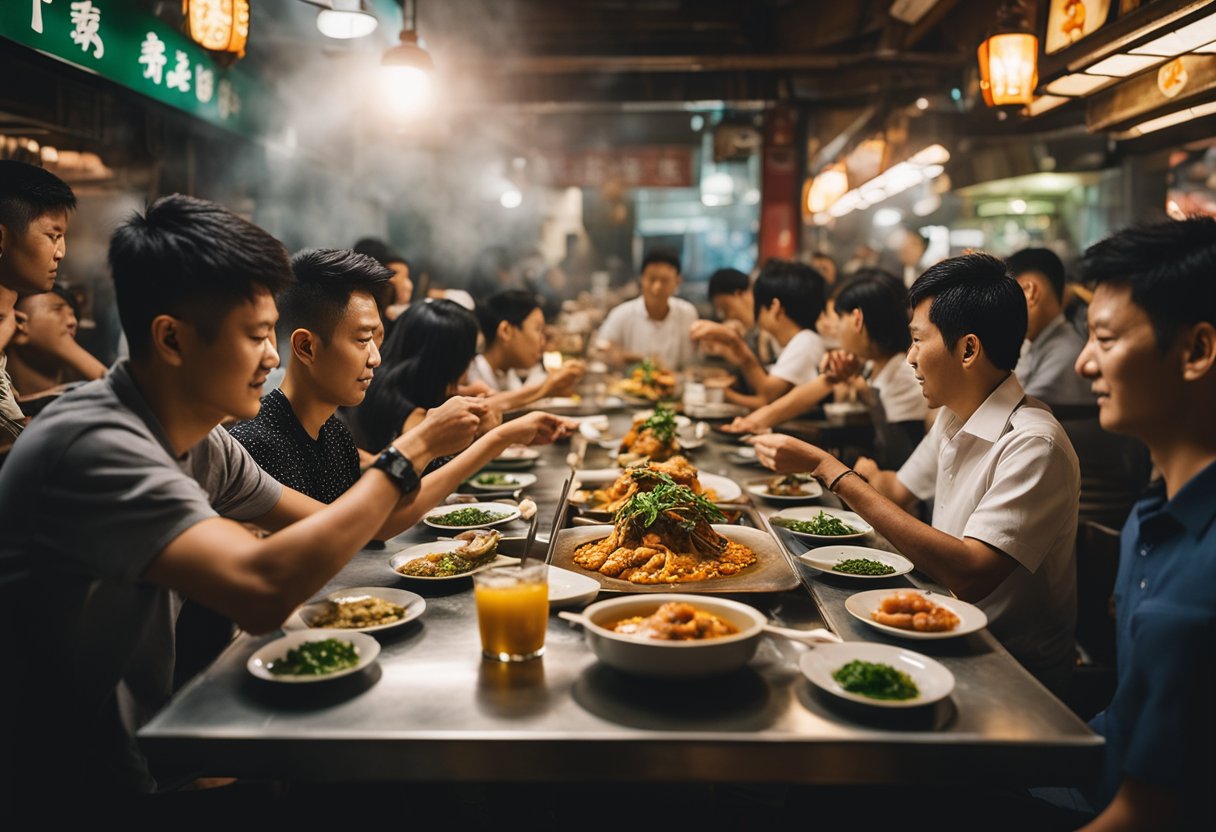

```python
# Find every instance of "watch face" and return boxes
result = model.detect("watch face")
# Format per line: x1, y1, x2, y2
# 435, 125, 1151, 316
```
387, 453, 408, 477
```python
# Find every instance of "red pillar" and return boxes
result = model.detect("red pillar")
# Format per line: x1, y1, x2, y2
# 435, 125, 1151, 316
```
758, 106, 799, 263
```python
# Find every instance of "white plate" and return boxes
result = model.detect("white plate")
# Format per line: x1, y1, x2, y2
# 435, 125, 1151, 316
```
389, 540, 521, 581
799, 642, 954, 708
284, 586, 426, 633
684, 402, 748, 420
573, 468, 742, 504
247, 630, 380, 683
576, 415, 611, 441
631, 410, 692, 428
467, 472, 538, 491
797, 545, 914, 579
844, 588, 988, 640
745, 476, 825, 503
724, 447, 762, 466
423, 502, 522, 531
495, 445, 541, 461
546, 565, 600, 608
770, 506, 873, 540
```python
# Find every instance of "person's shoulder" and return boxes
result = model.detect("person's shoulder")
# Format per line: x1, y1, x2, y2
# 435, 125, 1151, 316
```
671, 296, 698, 314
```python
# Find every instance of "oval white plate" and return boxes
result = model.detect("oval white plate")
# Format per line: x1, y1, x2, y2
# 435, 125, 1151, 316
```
547, 565, 600, 608
573, 469, 742, 504
497, 445, 541, 461
798, 545, 914, 579
389, 540, 520, 581
283, 586, 426, 633
631, 410, 692, 428
799, 642, 954, 708
746, 476, 825, 503
423, 502, 522, 532
770, 506, 872, 540
844, 588, 988, 640
467, 472, 538, 491
247, 630, 380, 683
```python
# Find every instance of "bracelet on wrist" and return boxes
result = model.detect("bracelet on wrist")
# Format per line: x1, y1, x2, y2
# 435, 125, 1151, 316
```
827, 468, 868, 494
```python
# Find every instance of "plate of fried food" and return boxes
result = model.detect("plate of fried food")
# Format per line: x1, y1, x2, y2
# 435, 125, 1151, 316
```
797, 545, 914, 579
616, 404, 685, 466
769, 506, 873, 541
845, 588, 987, 640
746, 473, 825, 502
612, 357, 678, 402
390, 530, 520, 580
284, 586, 426, 633
799, 642, 955, 708
570, 456, 742, 517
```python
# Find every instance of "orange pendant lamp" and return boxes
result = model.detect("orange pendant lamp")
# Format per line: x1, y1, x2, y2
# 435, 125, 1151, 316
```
183, 0, 251, 57
979, 0, 1039, 107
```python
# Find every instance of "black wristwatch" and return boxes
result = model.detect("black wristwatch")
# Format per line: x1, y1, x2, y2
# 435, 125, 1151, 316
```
371, 444, 422, 495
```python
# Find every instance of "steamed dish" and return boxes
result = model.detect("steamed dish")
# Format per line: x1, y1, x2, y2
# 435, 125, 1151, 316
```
617, 404, 680, 465
573, 456, 718, 514
572, 475, 756, 584
610, 601, 739, 641
871, 590, 960, 632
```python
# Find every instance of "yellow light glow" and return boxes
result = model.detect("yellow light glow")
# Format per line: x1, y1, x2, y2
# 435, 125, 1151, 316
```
806, 164, 849, 214
184, 0, 250, 57
979, 32, 1038, 107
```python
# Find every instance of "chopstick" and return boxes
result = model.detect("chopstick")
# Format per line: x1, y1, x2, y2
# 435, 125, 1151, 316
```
542, 473, 574, 565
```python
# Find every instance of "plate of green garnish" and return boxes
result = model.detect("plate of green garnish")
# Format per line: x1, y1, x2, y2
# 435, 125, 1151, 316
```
424, 501, 522, 531
799, 642, 954, 708
468, 472, 538, 491
247, 631, 380, 683
769, 506, 873, 541
797, 545, 913, 579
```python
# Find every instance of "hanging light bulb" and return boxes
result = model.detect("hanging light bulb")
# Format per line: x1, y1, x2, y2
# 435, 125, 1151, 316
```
978, 0, 1039, 107
381, 0, 435, 115
316, 1, 379, 39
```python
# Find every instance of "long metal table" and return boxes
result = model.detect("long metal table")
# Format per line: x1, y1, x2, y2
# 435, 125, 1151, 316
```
139, 408, 1102, 786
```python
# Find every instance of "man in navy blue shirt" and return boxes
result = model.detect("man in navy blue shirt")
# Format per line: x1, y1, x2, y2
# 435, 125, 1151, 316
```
1074, 216, 1216, 830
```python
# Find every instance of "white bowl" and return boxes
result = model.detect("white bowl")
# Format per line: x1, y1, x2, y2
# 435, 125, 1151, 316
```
558, 593, 767, 678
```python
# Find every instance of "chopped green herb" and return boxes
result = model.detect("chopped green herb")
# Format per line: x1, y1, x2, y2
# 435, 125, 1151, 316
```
773, 511, 859, 536
430, 507, 513, 527
638, 404, 678, 444
474, 472, 515, 486
832, 660, 919, 700
832, 558, 895, 576
269, 638, 360, 677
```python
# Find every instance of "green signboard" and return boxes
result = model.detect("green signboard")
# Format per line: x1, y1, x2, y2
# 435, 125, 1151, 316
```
0, 1, 264, 137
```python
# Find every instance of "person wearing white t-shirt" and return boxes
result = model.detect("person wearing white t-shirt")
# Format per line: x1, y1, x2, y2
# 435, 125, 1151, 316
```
751, 253, 1079, 695
466, 289, 585, 413
596, 249, 698, 371
690, 259, 827, 409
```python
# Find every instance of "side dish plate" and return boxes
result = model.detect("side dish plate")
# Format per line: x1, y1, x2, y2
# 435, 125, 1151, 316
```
247, 630, 380, 684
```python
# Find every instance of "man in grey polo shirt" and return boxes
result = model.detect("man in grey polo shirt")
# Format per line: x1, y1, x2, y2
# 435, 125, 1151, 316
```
1009, 247, 1094, 406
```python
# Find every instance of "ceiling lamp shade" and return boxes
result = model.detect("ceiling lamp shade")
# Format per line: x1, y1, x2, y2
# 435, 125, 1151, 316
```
978, 0, 1039, 107
183, 0, 250, 56
316, 2, 379, 39
383, 29, 434, 73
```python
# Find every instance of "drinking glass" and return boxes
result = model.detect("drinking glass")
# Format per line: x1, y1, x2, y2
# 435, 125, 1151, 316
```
474, 562, 549, 662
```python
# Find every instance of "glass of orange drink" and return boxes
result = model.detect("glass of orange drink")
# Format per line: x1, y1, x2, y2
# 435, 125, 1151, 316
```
474, 562, 549, 662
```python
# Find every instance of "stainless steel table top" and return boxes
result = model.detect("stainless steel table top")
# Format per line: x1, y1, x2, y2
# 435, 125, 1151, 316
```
139, 408, 1102, 785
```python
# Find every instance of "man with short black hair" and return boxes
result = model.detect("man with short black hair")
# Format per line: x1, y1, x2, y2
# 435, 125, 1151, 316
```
0, 195, 570, 799
752, 253, 1080, 694
691, 259, 827, 406
1072, 217, 1216, 831
1009, 247, 1094, 405
596, 248, 699, 370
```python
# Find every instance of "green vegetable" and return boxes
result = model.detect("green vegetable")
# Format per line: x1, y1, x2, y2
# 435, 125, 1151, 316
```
475, 472, 515, 486
832, 660, 919, 700
269, 638, 360, 676
616, 473, 724, 531
397, 552, 486, 577
634, 357, 658, 383
773, 511, 859, 536
638, 404, 678, 444
832, 558, 895, 576
430, 507, 512, 527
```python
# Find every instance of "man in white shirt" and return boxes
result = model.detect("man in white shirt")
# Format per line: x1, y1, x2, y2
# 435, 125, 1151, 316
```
596, 249, 699, 371
1008, 247, 1095, 406
752, 253, 1079, 695
690, 259, 827, 408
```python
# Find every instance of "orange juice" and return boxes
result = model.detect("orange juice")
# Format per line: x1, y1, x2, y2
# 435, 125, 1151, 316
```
474, 563, 549, 661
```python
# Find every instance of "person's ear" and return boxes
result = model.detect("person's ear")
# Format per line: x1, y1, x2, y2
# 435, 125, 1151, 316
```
291, 328, 317, 365
497, 319, 513, 345
1181, 322, 1216, 382
150, 315, 185, 366
1016, 276, 1039, 307
960, 334, 979, 365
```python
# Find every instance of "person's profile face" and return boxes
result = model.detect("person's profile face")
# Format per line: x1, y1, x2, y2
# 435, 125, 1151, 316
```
0, 208, 69, 294
506, 307, 546, 369
640, 262, 680, 304
713, 290, 751, 326
388, 261, 412, 306
15, 291, 77, 351
312, 290, 383, 408
1076, 283, 1178, 440
907, 298, 960, 410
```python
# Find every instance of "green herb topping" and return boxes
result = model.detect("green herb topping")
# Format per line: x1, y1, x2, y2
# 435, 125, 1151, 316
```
430, 507, 512, 527
475, 472, 515, 486
269, 638, 360, 676
773, 511, 859, 536
832, 558, 895, 576
639, 404, 678, 444
831, 660, 919, 700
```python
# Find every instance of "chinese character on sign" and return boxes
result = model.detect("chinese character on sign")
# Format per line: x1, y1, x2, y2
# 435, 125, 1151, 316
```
69, 1, 104, 60
139, 32, 167, 85
195, 65, 215, 104
166, 50, 191, 93
31, 0, 52, 34
218, 78, 241, 119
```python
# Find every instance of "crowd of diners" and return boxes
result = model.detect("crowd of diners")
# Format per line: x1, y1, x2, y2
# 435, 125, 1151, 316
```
0, 159, 1211, 829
